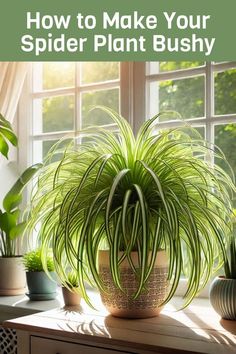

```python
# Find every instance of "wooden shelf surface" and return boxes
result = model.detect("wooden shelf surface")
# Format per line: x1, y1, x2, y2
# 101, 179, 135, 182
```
4, 297, 236, 354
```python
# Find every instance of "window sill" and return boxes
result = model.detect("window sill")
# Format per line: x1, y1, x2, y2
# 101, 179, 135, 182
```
0, 285, 211, 324
4, 296, 236, 354
0, 287, 101, 323
0, 290, 63, 323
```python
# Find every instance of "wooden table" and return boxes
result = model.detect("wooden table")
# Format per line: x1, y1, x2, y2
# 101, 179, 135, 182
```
4, 298, 236, 354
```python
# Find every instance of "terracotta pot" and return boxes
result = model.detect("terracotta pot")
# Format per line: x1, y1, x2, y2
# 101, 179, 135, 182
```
210, 276, 236, 320
98, 250, 169, 318
0, 256, 26, 295
62, 286, 81, 306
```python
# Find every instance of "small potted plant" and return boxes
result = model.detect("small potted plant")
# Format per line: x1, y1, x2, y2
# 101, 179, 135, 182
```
27, 108, 235, 318
0, 163, 42, 295
22, 248, 57, 300
210, 216, 236, 320
62, 271, 81, 306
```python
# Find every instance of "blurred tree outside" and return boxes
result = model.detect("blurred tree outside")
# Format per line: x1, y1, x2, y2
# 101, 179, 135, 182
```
43, 62, 74, 90
157, 63, 236, 179
81, 88, 119, 127
40, 61, 236, 180
42, 95, 74, 133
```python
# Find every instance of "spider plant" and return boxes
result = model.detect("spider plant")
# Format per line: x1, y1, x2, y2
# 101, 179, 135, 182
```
27, 107, 235, 308
0, 113, 17, 159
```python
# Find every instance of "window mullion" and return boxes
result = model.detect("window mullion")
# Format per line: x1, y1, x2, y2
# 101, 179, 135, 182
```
75, 63, 81, 137
147, 65, 206, 82
80, 80, 120, 93
205, 62, 214, 142
133, 62, 146, 135
32, 87, 75, 99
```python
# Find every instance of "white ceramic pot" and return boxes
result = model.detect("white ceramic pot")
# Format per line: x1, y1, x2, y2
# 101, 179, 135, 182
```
210, 276, 236, 320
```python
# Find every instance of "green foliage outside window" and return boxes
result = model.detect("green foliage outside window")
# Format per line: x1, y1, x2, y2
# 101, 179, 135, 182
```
40, 62, 236, 183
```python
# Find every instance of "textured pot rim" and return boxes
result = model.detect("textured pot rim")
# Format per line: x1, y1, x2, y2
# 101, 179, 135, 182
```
99, 249, 166, 254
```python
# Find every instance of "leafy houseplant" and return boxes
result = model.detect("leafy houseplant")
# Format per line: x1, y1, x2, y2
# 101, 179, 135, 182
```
27, 107, 235, 317
210, 215, 236, 320
66, 271, 79, 288
0, 163, 42, 295
62, 271, 81, 307
0, 113, 17, 159
0, 163, 42, 257
22, 248, 54, 272
22, 248, 57, 301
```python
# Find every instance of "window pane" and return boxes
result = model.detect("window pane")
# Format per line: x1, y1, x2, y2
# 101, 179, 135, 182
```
33, 139, 73, 163
214, 124, 236, 178
43, 139, 73, 161
214, 69, 236, 115
192, 126, 205, 139
33, 141, 43, 164
81, 88, 119, 127
43, 140, 59, 158
148, 62, 204, 75
81, 62, 119, 84
148, 76, 205, 121
33, 95, 74, 134
43, 62, 75, 90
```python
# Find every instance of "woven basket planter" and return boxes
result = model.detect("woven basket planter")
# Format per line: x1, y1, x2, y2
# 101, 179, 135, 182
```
98, 250, 169, 318
210, 276, 236, 320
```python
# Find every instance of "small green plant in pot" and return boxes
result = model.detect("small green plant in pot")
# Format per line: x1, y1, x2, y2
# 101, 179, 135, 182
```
62, 271, 81, 307
210, 212, 236, 320
0, 163, 42, 295
23, 248, 57, 300
27, 107, 235, 318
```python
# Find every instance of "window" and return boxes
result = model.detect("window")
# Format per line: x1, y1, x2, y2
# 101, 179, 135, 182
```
18, 61, 236, 297
17, 61, 236, 300
20, 61, 236, 183
146, 61, 236, 181
145, 61, 236, 296
30, 62, 120, 163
